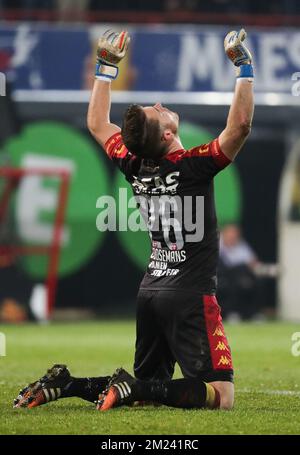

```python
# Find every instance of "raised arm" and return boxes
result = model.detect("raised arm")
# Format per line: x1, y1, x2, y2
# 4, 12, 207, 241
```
219, 29, 254, 161
87, 79, 120, 147
87, 30, 130, 148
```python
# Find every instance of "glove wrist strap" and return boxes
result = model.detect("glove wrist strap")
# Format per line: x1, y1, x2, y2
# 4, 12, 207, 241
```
236, 63, 254, 80
95, 60, 118, 81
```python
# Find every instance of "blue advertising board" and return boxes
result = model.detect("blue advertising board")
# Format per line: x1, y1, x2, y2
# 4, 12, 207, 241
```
0, 24, 299, 93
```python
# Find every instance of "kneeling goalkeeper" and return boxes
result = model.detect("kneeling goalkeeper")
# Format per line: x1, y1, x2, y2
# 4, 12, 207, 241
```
14, 29, 254, 411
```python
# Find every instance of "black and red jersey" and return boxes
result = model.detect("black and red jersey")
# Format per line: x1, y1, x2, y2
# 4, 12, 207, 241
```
105, 132, 231, 294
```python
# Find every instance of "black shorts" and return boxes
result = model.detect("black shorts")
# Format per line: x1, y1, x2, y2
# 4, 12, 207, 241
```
134, 289, 234, 383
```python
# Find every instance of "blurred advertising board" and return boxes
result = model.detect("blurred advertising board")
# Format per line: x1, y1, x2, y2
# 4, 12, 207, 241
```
0, 24, 299, 93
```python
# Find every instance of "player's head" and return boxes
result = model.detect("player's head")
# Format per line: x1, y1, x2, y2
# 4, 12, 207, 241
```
222, 224, 242, 247
121, 103, 179, 160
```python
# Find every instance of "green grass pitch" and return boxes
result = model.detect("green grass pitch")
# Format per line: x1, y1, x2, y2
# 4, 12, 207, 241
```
0, 321, 299, 435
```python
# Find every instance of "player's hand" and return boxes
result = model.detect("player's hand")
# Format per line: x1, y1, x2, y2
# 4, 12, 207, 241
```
97, 30, 130, 67
224, 29, 252, 66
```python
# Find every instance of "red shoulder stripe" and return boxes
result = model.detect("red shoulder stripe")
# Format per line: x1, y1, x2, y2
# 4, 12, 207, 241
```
164, 148, 186, 163
105, 132, 128, 159
211, 138, 231, 168
165, 138, 231, 169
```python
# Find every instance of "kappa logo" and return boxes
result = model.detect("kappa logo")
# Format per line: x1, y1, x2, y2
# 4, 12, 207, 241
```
217, 356, 231, 366
108, 137, 118, 147
215, 341, 230, 352
213, 327, 224, 337
199, 145, 209, 154
115, 145, 126, 156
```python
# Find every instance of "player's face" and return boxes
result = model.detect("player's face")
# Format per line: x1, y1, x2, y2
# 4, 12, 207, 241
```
222, 224, 241, 247
143, 103, 179, 133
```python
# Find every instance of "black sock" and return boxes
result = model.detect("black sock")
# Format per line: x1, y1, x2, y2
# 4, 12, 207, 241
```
62, 377, 110, 403
132, 378, 219, 409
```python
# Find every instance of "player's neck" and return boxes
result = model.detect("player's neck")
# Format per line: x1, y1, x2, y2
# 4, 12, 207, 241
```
166, 136, 185, 155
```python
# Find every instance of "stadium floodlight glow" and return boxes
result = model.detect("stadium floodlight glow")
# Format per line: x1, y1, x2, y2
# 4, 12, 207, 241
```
0, 333, 6, 356
0, 72, 6, 96
291, 72, 300, 97
279, 138, 300, 321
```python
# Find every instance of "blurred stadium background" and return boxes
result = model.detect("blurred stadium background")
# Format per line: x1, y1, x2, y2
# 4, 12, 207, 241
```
0, 0, 300, 324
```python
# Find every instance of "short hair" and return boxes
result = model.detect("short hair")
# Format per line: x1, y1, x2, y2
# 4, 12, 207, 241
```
121, 104, 167, 160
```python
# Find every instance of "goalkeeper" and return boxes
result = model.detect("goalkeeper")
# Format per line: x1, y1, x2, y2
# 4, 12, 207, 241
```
14, 29, 254, 411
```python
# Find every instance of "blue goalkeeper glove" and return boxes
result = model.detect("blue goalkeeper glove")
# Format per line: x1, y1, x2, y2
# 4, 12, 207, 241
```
95, 30, 130, 82
224, 29, 253, 79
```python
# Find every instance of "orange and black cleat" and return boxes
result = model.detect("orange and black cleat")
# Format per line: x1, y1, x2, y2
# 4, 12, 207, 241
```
96, 368, 135, 411
13, 364, 72, 409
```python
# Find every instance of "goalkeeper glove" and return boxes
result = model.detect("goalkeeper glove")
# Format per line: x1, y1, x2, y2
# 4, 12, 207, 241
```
224, 28, 253, 79
95, 30, 130, 82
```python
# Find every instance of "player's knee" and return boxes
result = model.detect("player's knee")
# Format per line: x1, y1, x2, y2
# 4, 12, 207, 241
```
210, 381, 234, 410
219, 392, 234, 410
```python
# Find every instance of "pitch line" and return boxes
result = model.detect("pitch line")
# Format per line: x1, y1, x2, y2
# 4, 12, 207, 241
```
237, 388, 300, 397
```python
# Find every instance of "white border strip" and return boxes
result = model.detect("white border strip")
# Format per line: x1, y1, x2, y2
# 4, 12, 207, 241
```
12, 90, 300, 107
